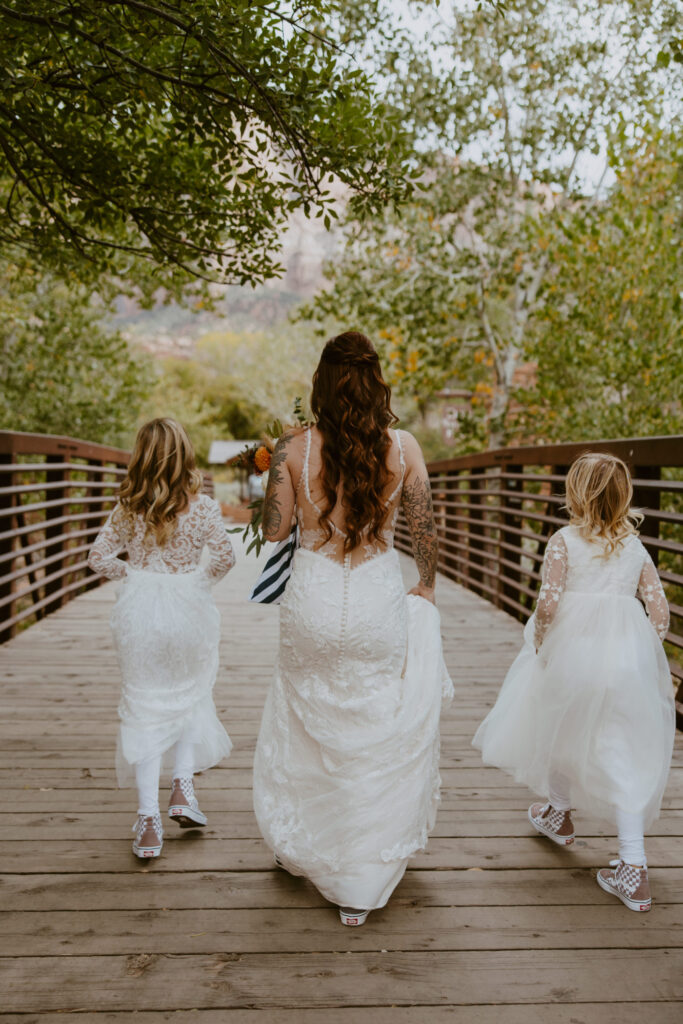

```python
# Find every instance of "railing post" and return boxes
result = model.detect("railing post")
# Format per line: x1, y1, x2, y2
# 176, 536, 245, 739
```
467, 468, 486, 596
632, 464, 661, 566
43, 454, 68, 615
0, 454, 17, 643
499, 463, 522, 615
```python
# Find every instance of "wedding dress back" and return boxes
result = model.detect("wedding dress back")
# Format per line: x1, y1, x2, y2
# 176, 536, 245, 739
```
295, 425, 406, 568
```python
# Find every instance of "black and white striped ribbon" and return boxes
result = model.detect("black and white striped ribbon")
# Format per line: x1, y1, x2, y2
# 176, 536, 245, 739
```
248, 525, 298, 604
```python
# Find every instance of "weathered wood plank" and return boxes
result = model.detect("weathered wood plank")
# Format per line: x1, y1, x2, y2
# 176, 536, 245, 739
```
3, 868, 683, 911
0, 835, 681, 872
1, 950, 682, 1012
2, 904, 681, 955
2, 1006, 682, 1024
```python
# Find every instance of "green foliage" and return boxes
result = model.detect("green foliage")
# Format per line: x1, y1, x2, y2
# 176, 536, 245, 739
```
0, 258, 151, 446
142, 322, 325, 464
0, 0, 413, 301
513, 134, 683, 441
143, 353, 265, 465
302, 0, 681, 448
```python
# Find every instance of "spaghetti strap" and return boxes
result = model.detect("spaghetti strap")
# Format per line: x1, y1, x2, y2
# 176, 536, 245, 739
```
386, 430, 406, 505
302, 426, 314, 505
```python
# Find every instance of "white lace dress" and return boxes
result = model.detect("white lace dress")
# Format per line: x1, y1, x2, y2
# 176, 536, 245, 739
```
253, 429, 453, 910
88, 494, 235, 784
473, 525, 675, 827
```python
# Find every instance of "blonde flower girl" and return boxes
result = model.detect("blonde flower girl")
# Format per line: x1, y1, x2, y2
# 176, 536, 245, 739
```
89, 418, 235, 858
473, 453, 674, 911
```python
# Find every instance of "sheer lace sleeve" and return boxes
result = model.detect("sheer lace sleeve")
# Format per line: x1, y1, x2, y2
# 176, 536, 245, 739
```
534, 532, 569, 651
638, 552, 669, 641
88, 506, 128, 580
203, 499, 236, 584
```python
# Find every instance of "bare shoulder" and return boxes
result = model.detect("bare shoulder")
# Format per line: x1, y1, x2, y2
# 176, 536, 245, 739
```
395, 429, 426, 468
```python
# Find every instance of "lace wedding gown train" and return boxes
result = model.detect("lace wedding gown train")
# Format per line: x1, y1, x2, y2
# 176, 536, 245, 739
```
253, 430, 453, 910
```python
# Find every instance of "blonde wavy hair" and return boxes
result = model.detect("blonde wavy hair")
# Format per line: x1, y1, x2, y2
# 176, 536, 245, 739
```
565, 452, 643, 556
119, 418, 202, 545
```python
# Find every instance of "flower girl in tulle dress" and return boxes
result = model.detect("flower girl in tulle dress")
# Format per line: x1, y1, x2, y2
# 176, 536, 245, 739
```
473, 453, 674, 911
89, 419, 235, 859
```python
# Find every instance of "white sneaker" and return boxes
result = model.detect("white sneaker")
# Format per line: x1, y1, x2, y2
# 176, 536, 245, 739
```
339, 907, 369, 926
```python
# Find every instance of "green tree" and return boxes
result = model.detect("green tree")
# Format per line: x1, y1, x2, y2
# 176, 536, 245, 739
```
512, 133, 683, 442
0, 258, 151, 445
303, 0, 681, 446
0, 0, 412, 300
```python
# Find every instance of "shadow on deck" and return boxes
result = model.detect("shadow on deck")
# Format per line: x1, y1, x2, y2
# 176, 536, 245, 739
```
1, 545, 682, 1021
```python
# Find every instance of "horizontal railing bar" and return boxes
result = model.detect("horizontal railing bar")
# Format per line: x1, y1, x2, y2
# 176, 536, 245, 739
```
1, 575, 101, 632
0, 495, 119, 520
0, 558, 90, 611
0, 524, 105, 567
0, 461, 127, 475
0, 542, 93, 586
0, 478, 123, 497
0, 508, 114, 543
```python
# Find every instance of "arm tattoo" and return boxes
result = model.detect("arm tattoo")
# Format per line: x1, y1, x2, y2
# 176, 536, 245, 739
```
401, 475, 437, 588
262, 433, 293, 537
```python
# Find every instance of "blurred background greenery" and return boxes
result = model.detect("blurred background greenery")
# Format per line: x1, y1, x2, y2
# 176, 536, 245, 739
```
1, 0, 681, 467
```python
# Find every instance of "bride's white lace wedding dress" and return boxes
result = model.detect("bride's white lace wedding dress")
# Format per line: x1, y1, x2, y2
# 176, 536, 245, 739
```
253, 429, 453, 910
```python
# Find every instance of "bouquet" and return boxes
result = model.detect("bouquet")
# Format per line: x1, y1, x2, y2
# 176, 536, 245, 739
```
227, 398, 309, 556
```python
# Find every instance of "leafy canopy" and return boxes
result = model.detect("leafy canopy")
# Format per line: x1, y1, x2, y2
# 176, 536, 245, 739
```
0, 0, 413, 300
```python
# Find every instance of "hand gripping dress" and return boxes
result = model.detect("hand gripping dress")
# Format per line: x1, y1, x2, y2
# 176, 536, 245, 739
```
88, 495, 235, 785
473, 526, 675, 828
253, 429, 453, 911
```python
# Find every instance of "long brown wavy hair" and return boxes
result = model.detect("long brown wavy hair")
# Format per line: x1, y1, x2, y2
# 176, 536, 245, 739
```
118, 418, 202, 545
311, 331, 398, 552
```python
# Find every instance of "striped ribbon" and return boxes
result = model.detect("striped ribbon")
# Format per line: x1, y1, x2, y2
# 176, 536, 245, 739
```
248, 525, 298, 604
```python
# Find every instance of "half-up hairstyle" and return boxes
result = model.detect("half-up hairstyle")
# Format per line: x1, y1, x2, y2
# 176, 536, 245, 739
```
311, 330, 398, 552
118, 418, 202, 546
565, 452, 643, 557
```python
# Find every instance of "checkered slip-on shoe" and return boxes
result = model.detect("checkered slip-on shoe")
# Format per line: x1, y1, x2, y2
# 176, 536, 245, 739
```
597, 859, 651, 912
528, 802, 575, 846
132, 813, 163, 859
168, 777, 208, 828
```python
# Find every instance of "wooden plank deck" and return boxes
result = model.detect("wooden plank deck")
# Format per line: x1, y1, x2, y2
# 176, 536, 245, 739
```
1, 543, 682, 1022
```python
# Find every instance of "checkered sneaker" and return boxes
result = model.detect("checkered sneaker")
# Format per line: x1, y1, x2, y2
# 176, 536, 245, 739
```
597, 858, 651, 912
528, 802, 575, 846
168, 777, 208, 827
132, 812, 163, 858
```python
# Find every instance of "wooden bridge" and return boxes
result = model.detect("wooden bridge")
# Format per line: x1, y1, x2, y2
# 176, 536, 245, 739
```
1, 430, 682, 1020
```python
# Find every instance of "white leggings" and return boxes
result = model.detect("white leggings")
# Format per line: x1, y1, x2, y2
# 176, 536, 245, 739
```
549, 770, 646, 866
135, 733, 195, 816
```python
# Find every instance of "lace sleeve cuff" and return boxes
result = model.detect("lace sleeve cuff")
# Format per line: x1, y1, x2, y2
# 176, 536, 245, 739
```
534, 532, 569, 650
638, 554, 669, 641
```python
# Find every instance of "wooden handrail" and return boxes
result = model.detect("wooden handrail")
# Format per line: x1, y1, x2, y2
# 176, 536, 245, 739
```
0, 430, 213, 642
395, 434, 683, 728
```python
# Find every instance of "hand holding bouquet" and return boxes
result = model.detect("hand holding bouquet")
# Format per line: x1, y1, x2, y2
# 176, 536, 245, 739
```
227, 398, 308, 556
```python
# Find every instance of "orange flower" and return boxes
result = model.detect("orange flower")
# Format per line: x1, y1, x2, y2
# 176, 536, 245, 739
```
254, 446, 272, 473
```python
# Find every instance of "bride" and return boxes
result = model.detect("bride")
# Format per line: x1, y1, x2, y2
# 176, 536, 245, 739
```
252, 330, 453, 926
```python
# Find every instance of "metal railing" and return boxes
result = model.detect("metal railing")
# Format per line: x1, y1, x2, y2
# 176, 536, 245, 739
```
0, 431, 213, 643
395, 435, 683, 724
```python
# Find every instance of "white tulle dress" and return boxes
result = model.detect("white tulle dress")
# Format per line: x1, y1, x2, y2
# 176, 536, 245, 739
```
253, 429, 453, 911
88, 495, 235, 785
473, 525, 674, 827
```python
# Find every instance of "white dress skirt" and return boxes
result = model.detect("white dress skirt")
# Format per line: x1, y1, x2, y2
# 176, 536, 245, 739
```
111, 566, 232, 785
473, 530, 675, 828
253, 547, 453, 910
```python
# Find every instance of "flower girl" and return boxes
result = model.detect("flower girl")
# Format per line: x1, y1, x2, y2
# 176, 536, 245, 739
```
88, 418, 235, 858
473, 453, 675, 911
